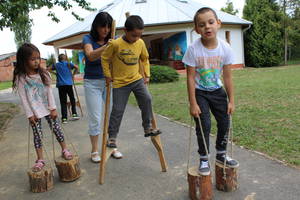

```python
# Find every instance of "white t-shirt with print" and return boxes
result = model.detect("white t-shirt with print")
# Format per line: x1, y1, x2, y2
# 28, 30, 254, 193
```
182, 38, 234, 91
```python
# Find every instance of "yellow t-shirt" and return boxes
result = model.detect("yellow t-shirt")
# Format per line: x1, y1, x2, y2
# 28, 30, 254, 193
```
101, 37, 150, 88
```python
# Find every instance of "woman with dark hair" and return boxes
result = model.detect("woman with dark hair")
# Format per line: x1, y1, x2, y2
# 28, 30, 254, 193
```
82, 12, 122, 163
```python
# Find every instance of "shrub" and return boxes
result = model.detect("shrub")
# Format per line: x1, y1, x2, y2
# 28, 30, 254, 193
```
150, 65, 179, 83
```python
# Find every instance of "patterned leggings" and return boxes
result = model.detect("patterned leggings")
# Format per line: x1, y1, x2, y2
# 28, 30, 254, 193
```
30, 115, 65, 149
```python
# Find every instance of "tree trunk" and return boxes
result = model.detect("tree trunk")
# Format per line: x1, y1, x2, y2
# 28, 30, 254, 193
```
55, 155, 81, 182
215, 162, 238, 192
187, 166, 213, 200
27, 165, 54, 193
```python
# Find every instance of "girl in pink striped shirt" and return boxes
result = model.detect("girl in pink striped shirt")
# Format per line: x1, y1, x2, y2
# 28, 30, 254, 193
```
12, 43, 73, 172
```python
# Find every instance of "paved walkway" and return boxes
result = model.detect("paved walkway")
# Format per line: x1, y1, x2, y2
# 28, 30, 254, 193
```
0, 86, 299, 200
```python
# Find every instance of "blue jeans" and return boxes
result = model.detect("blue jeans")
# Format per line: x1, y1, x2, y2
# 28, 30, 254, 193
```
84, 79, 109, 136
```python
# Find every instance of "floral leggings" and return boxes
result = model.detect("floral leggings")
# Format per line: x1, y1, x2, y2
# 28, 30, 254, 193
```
30, 115, 65, 149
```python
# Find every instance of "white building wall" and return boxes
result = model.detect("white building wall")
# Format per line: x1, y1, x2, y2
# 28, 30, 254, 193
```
189, 25, 245, 65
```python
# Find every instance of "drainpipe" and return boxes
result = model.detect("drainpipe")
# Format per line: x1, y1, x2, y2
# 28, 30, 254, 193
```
242, 24, 252, 67
242, 24, 252, 33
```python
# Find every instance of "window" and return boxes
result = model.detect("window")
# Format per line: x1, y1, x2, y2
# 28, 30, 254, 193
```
225, 31, 231, 44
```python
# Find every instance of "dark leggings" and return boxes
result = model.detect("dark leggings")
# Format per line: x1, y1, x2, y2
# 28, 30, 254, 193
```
30, 115, 65, 149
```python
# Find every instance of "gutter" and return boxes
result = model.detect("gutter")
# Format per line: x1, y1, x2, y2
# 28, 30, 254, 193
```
242, 24, 252, 33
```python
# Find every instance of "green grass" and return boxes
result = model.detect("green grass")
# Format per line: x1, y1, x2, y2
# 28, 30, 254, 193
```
129, 65, 300, 166
0, 81, 12, 90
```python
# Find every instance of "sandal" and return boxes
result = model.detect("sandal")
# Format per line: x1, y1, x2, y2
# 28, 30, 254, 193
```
144, 128, 162, 137
111, 148, 123, 159
91, 152, 101, 163
107, 138, 117, 148
62, 149, 73, 160
32, 160, 45, 172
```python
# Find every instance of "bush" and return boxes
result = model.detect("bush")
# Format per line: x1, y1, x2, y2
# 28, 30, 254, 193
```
150, 65, 179, 83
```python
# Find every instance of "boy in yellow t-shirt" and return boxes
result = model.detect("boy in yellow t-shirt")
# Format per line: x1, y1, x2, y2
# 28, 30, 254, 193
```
101, 15, 161, 149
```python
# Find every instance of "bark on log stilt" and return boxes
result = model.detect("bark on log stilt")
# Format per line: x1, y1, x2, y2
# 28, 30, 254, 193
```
27, 165, 54, 193
215, 162, 238, 192
187, 166, 213, 200
55, 155, 81, 182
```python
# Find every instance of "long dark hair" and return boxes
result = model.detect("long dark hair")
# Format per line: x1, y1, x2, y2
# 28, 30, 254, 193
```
12, 43, 50, 91
90, 12, 113, 42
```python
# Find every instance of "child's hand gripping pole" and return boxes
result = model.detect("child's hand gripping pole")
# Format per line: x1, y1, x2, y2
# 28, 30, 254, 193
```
99, 19, 116, 185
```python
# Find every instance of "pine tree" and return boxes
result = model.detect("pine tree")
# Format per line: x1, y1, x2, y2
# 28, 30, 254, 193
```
243, 0, 284, 67
221, 0, 239, 15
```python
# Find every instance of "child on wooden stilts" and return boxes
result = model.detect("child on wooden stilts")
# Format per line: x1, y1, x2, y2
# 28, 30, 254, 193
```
12, 43, 73, 172
183, 7, 239, 176
101, 15, 161, 152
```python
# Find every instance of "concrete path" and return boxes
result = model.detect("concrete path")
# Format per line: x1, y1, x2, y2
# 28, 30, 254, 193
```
0, 86, 299, 200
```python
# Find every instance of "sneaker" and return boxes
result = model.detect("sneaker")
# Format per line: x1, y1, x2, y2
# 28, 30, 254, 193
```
62, 118, 68, 124
198, 159, 210, 176
72, 114, 80, 120
216, 153, 239, 168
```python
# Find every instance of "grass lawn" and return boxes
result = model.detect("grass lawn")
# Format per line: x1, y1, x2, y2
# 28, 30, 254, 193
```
0, 81, 12, 90
129, 65, 300, 166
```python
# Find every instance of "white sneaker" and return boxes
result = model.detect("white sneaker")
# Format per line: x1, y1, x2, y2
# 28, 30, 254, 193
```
91, 152, 101, 163
111, 149, 123, 159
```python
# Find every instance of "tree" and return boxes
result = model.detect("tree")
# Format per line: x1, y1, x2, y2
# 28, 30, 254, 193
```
71, 50, 79, 65
279, 0, 300, 64
12, 11, 32, 48
0, 0, 95, 31
46, 54, 56, 68
243, 0, 284, 67
221, 0, 239, 15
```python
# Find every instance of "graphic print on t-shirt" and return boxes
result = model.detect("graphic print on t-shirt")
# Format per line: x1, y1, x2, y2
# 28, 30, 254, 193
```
117, 49, 139, 65
195, 56, 223, 90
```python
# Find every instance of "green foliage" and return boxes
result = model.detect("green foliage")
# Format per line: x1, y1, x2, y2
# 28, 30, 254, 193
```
221, 0, 239, 15
0, 0, 95, 30
12, 12, 31, 48
243, 0, 284, 67
71, 50, 79, 65
281, 1, 300, 60
46, 54, 56, 67
150, 65, 179, 83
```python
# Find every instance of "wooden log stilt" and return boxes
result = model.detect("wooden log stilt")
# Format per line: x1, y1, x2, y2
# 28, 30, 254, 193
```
215, 162, 238, 192
55, 155, 81, 182
151, 135, 167, 172
187, 166, 213, 200
27, 165, 54, 193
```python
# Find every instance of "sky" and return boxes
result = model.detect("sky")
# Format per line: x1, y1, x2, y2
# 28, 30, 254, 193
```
0, 0, 245, 58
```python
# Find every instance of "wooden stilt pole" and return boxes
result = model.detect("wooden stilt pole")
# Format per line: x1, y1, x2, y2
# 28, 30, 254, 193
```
99, 19, 116, 185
